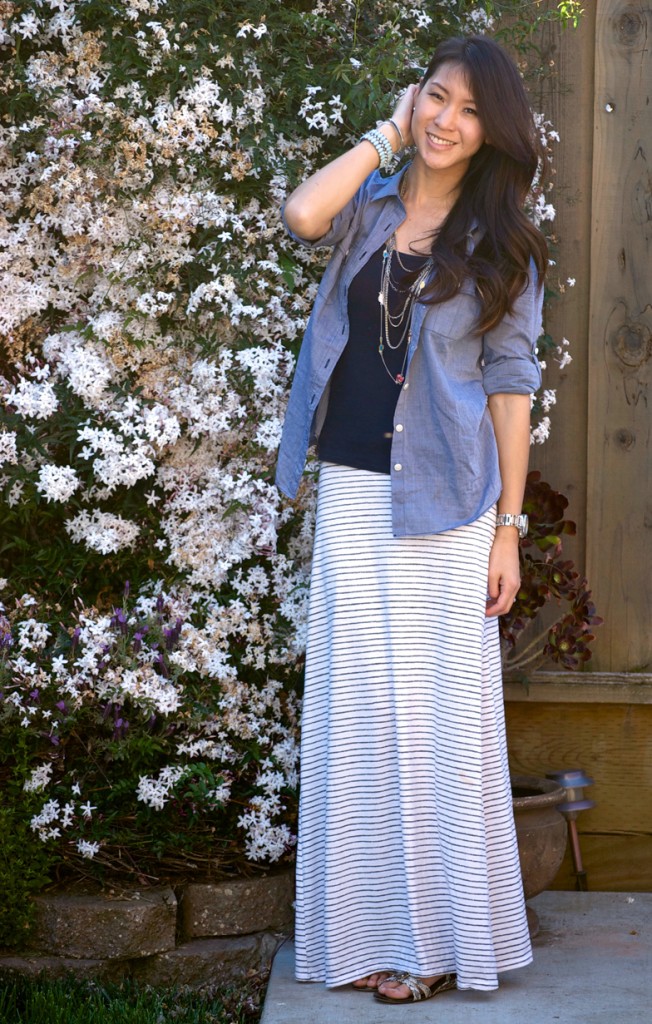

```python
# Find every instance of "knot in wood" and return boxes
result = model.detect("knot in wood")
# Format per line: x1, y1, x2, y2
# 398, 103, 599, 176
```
615, 8, 645, 46
612, 321, 652, 368
614, 427, 636, 451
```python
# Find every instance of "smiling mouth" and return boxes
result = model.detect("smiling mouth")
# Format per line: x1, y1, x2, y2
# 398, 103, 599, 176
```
426, 132, 455, 146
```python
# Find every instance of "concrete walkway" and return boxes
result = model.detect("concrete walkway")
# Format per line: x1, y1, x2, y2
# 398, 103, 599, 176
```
261, 891, 651, 1023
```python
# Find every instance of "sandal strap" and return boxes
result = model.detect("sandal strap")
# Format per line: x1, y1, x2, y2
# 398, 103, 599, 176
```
383, 972, 431, 1001
382, 971, 457, 1002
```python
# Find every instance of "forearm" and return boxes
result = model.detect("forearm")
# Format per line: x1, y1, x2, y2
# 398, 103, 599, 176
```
283, 123, 400, 241
485, 393, 531, 616
487, 392, 531, 520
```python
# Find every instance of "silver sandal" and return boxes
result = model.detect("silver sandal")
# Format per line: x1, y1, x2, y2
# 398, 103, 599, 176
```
374, 971, 457, 1004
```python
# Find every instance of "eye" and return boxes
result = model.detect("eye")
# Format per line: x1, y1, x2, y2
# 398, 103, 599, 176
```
428, 90, 445, 101
463, 106, 478, 116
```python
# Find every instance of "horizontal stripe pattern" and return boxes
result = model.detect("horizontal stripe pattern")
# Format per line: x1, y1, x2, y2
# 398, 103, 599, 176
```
295, 462, 532, 991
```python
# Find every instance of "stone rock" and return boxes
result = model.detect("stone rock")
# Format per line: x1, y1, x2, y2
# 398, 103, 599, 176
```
180, 871, 294, 940
29, 887, 177, 960
0, 953, 128, 983
132, 932, 282, 989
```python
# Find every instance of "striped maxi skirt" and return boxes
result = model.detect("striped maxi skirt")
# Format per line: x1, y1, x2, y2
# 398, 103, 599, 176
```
294, 462, 532, 991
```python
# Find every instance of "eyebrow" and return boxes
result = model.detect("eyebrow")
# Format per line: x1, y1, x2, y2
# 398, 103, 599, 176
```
429, 79, 476, 104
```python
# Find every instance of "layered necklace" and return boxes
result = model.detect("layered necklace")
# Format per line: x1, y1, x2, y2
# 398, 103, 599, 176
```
377, 176, 433, 384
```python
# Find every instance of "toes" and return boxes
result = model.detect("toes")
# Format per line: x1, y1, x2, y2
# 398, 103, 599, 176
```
377, 980, 408, 1000
369, 972, 389, 986
353, 971, 391, 990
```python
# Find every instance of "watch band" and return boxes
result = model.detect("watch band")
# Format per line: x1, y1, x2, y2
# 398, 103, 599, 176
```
496, 513, 529, 538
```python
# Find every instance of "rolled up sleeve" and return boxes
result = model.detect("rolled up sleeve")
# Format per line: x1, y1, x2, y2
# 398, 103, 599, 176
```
481, 259, 544, 396
281, 191, 359, 250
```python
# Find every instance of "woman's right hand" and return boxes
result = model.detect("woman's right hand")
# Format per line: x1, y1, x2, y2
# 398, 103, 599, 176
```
389, 83, 420, 149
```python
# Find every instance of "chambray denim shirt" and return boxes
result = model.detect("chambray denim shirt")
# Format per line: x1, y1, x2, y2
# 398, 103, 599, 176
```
275, 167, 543, 537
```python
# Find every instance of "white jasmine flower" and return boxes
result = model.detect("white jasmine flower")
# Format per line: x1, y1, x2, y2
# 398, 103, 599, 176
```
24, 763, 54, 793
558, 351, 573, 370
17, 619, 51, 652
15, 12, 42, 39
136, 765, 187, 810
36, 464, 81, 503
4, 377, 59, 420
530, 416, 551, 445
65, 510, 140, 554
0, 431, 19, 466
77, 839, 101, 859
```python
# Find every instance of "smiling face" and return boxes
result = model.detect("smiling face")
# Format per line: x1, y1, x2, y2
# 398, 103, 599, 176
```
411, 61, 488, 181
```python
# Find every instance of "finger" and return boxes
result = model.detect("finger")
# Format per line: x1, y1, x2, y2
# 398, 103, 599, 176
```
486, 570, 501, 601
391, 84, 420, 141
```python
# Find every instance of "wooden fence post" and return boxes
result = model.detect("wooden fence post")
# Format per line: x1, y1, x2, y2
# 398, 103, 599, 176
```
586, 0, 652, 670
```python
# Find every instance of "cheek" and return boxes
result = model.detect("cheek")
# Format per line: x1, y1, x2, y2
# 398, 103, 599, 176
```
471, 124, 487, 151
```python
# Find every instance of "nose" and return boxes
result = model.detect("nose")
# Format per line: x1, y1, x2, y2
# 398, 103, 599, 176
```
434, 103, 457, 132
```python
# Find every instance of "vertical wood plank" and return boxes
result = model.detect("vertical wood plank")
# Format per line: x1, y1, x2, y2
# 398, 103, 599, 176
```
586, 1, 652, 671
529, 7, 596, 577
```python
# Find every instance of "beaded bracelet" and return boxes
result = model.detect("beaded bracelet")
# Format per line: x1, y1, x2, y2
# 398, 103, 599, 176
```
360, 127, 394, 170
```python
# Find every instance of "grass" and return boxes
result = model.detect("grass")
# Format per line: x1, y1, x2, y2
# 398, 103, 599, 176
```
0, 975, 266, 1023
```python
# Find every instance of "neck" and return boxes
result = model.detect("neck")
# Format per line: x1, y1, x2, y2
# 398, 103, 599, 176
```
402, 160, 466, 212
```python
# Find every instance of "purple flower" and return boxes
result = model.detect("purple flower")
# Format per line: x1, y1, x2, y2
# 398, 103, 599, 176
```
0, 615, 13, 650
111, 608, 128, 634
154, 653, 169, 678
164, 617, 184, 650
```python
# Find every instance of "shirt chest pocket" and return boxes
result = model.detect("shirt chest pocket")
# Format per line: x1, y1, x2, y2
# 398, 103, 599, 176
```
425, 285, 482, 342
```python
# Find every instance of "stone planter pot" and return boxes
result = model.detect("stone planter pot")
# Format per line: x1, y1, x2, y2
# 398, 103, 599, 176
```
511, 774, 567, 936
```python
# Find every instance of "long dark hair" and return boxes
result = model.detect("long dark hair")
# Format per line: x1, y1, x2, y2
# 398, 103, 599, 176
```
416, 35, 548, 332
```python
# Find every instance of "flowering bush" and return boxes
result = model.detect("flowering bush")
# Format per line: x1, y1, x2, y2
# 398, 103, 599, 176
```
0, 585, 300, 878
0, 0, 582, 918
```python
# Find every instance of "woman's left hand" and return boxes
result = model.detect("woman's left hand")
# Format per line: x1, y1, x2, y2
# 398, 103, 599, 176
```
485, 531, 521, 617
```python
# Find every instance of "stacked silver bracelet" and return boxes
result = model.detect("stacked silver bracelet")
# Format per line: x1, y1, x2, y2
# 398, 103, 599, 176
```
360, 127, 394, 169
385, 118, 404, 150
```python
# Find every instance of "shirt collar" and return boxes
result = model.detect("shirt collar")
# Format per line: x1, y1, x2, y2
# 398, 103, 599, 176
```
369, 164, 481, 242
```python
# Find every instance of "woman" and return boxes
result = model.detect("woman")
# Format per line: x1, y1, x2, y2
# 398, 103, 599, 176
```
275, 35, 547, 1004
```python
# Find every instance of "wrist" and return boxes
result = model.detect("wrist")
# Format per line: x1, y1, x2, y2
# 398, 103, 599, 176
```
380, 119, 404, 154
496, 512, 528, 538
360, 126, 394, 168
493, 525, 520, 544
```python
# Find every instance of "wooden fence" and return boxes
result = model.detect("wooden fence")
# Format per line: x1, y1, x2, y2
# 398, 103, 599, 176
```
504, 1, 652, 891
528, 0, 652, 675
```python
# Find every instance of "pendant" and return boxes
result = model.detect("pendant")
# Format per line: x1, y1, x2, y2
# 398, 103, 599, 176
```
395, 373, 405, 384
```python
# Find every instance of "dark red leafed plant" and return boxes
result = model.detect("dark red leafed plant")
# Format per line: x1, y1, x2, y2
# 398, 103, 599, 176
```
500, 471, 603, 674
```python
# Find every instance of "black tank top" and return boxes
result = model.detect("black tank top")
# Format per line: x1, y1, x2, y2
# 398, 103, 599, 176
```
317, 244, 430, 474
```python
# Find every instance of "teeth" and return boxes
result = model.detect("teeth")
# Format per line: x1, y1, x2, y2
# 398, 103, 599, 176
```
427, 132, 454, 146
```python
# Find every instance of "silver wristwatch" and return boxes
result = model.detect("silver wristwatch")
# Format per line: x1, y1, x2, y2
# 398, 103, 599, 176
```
496, 513, 529, 538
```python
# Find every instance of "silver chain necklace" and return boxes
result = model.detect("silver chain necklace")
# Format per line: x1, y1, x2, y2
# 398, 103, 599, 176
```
377, 235, 432, 384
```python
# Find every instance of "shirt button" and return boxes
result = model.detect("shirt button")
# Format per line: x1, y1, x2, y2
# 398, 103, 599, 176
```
395, 424, 404, 432
403, 381, 409, 390
394, 463, 403, 472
